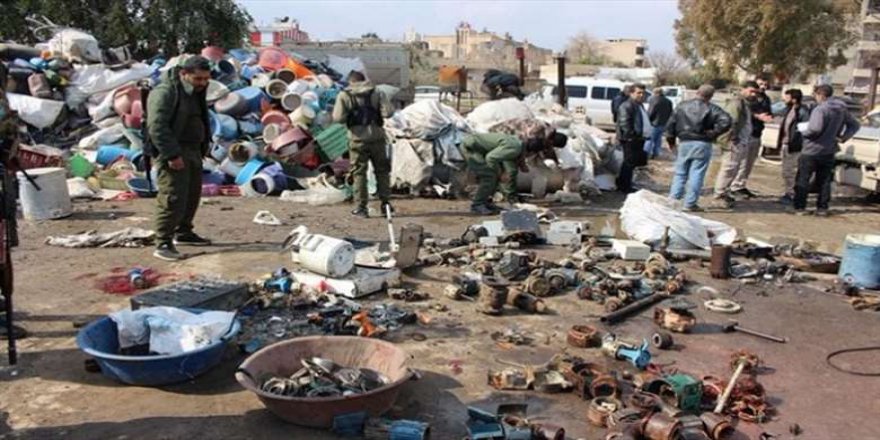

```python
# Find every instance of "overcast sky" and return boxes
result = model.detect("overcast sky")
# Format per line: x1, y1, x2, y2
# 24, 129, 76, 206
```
238, 0, 682, 54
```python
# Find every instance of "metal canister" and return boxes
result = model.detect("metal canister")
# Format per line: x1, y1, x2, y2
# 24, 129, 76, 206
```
129, 268, 147, 289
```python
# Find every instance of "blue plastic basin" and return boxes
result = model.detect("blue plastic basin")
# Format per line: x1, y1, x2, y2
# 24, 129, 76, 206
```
76, 309, 240, 386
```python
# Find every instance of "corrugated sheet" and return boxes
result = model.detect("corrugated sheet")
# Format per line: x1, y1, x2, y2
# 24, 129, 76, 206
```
315, 123, 349, 161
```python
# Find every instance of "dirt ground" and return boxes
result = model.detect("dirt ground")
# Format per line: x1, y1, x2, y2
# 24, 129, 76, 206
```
1, 155, 879, 440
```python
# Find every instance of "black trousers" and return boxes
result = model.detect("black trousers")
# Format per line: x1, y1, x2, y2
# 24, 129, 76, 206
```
616, 138, 646, 192
793, 154, 835, 210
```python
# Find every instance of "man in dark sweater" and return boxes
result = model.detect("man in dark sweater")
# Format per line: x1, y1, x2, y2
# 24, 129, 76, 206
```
646, 87, 673, 159
147, 56, 213, 261
793, 85, 860, 216
615, 83, 649, 193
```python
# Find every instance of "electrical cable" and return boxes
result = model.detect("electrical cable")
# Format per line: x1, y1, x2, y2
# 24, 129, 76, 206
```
826, 345, 880, 376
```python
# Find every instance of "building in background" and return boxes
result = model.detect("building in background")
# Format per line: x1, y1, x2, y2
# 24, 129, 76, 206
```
250, 18, 310, 47
421, 22, 554, 71
827, 0, 880, 99
601, 38, 648, 67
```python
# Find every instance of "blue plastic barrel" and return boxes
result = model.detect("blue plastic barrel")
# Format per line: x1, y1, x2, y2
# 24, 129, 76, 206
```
235, 157, 268, 186
96, 144, 136, 166
76, 309, 240, 386
235, 86, 268, 113
209, 111, 239, 140
839, 234, 880, 289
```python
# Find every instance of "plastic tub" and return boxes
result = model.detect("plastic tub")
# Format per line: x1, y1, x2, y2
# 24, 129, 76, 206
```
18, 167, 72, 220
126, 177, 157, 198
97, 144, 136, 166
235, 157, 268, 186
839, 234, 880, 289
210, 112, 239, 140
235, 336, 412, 427
76, 310, 240, 386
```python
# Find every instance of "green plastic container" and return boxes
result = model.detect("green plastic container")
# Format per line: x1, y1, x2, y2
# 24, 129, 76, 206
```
69, 154, 95, 178
314, 123, 349, 162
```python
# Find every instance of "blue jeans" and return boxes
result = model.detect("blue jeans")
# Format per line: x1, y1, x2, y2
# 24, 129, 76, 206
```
669, 141, 713, 208
644, 125, 665, 157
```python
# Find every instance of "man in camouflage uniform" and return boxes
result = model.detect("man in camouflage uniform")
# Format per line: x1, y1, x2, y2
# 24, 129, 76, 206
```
147, 56, 212, 261
333, 71, 392, 218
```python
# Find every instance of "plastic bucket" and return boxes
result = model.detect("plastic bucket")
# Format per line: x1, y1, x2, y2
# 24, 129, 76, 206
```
257, 47, 291, 72
260, 110, 290, 128
839, 234, 880, 289
240, 64, 263, 80
280, 92, 302, 112
238, 119, 263, 136
228, 141, 258, 163
274, 68, 296, 84
210, 143, 229, 163
263, 124, 285, 143
265, 79, 289, 100
210, 112, 239, 140
235, 157, 269, 186
214, 92, 248, 116
76, 309, 240, 386
18, 167, 72, 220
235, 87, 268, 113
220, 157, 245, 178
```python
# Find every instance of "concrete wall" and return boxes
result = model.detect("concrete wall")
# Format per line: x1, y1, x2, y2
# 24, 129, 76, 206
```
282, 42, 412, 88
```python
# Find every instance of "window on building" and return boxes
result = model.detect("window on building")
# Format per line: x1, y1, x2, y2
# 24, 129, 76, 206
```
567, 85, 588, 98
635, 47, 645, 55
634, 60, 644, 67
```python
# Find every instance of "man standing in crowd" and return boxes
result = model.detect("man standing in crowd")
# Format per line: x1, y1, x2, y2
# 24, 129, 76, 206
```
148, 55, 213, 261
732, 74, 773, 199
646, 87, 673, 159
794, 85, 860, 216
333, 71, 392, 218
611, 85, 633, 124
665, 85, 732, 211
615, 84, 650, 193
462, 133, 545, 215
776, 89, 810, 204
713, 81, 760, 209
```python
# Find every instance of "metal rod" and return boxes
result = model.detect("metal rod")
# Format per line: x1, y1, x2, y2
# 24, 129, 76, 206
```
599, 292, 667, 324
385, 204, 397, 252
869, 67, 880, 114
714, 360, 746, 413
734, 325, 787, 343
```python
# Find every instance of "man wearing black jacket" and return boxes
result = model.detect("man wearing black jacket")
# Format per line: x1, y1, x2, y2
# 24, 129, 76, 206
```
611, 85, 633, 124
646, 88, 673, 159
615, 83, 649, 193
776, 89, 810, 204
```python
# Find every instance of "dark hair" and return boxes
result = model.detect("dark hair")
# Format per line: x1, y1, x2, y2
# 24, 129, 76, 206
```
755, 73, 771, 82
524, 137, 544, 153
551, 132, 568, 148
742, 80, 759, 90
814, 84, 833, 98
180, 55, 212, 73
631, 83, 646, 92
348, 70, 367, 83
784, 88, 803, 103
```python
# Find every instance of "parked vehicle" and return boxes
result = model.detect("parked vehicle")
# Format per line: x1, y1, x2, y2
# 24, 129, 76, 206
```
541, 77, 650, 129
660, 85, 685, 108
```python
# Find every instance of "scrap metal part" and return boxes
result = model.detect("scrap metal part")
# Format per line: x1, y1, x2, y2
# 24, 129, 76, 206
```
590, 373, 619, 398
532, 423, 565, 440
509, 289, 547, 314
608, 407, 646, 431
700, 413, 734, 440
567, 324, 601, 348
730, 393, 770, 423
587, 396, 622, 427
678, 428, 712, 440
704, 299, 742, 314
643, 412, 681, 440
651, 331, 674, 349
653, 307, 697, 333
479, 276, 509, 315
524, 271, 552, 297
627, 390, 661, 414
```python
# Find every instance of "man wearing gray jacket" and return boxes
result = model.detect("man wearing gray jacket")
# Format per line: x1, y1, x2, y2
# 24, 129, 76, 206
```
793, 85, 860, 216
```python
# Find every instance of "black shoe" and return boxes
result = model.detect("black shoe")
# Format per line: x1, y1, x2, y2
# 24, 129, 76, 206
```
174, 232, 211, 246
380, 202, 394, 216
0, 321, 28, 340
779, 195, 793, 205
683, 205, 705, 213
153, 242, 183, 261
485, 202, 504, 213
470, 205, 496, 215
732, 188, 757, 199
351, 206, 369, 218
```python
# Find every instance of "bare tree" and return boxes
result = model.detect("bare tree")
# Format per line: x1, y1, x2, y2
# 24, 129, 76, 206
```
565, 31, 610, 65
648, 51, 691, 85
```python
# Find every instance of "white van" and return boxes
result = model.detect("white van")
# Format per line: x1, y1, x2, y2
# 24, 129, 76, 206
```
541, 77, 649, 129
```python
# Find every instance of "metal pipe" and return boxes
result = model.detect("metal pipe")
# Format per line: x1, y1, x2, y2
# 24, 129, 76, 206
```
599, 292, 668, 324
713, 360, 746, 413
556, 54, 566, 107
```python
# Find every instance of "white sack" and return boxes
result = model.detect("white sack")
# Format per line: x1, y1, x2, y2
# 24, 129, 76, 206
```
66, 63, 152, 107
109, 306, 235, 355
6, 93, 65, 129
327, 54, 368, 80
391, 138, 433, 191
48, 29, 102, 63
466, 98, 533, 133
619, 190, 737, 250
385, 100, 470, 139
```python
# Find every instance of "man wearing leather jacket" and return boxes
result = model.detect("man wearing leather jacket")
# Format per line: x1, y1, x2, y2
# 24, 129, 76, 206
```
665, 85, 732, 211
615, 84, 650, 193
